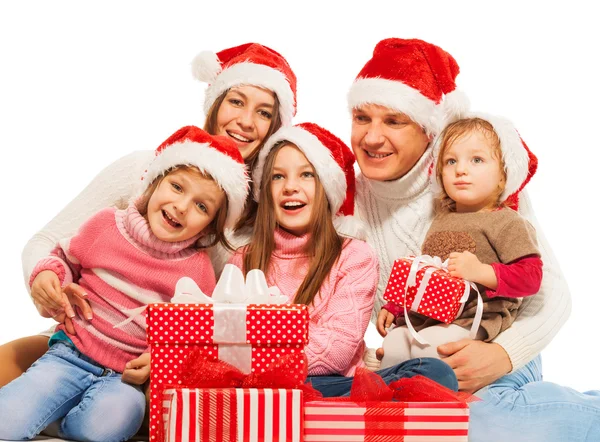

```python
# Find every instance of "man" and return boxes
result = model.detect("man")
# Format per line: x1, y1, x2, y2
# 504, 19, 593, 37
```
349, 38, 598, 442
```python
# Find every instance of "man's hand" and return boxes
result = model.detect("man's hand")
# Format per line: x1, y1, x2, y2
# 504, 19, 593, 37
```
437, 339, 512, 393
376, 309, 396, 336
122, 353, 151, 385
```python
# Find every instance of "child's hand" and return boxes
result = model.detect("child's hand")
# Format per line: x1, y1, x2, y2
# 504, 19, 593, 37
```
448, 251, 484, 281
122, 353, 151, 385
31, 270, 75, 319
376, 309, 396, 337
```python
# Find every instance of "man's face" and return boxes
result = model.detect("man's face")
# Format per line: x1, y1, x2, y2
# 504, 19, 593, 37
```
351, 104, 431, 181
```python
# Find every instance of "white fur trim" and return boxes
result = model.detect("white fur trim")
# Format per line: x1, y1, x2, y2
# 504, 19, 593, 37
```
333, 215, 367, 240
440, 89, 470, 125
431, 112, 529, 202
253, 126, 347, 214
202, 62, 295, 125
191, 51, 222, 83
142, 141, 249, 227
348, 78, 441, 136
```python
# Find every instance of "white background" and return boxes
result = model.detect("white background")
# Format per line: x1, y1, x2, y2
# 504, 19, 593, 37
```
0, 1, 598, 392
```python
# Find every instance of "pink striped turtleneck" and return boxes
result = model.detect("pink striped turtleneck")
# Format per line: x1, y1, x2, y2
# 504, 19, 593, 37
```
30, 204, 216, 372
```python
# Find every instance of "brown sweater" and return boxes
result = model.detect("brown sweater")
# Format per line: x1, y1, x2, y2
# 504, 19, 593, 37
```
410, 208, 540, 341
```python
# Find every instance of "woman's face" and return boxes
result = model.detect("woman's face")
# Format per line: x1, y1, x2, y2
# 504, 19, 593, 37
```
351, 104, 431, 181
215, 86, 276, 160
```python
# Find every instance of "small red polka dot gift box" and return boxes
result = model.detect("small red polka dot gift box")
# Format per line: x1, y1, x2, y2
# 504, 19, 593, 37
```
382, 256, 483, 345
147, 266, 309, 442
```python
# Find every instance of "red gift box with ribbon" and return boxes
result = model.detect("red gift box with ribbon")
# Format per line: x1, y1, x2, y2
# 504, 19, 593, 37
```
304, 400, 469, 441
383, 256, 472, 324
303, 370, 473, 442
147, 302, 308, 441
163, 388, 303, 442
147, 265, 310, 441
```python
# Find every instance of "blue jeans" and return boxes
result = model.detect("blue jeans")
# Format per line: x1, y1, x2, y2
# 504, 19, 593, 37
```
307, 357, 458, 397
470, 355, 600, 442
0, 342, 145, 441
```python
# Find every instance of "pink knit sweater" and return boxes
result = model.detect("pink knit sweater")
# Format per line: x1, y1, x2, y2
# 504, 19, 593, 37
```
228, 228, 378, 377
30, 205, 216, 373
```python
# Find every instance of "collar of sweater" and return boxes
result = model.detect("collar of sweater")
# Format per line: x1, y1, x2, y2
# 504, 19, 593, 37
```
361, 146, 434, 202
116, 203, 201, 256
272, 227, 310, 259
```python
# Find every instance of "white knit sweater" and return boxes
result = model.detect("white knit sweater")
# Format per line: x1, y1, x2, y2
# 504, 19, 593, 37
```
23, 149, 572, 372
354, 147, 571, 372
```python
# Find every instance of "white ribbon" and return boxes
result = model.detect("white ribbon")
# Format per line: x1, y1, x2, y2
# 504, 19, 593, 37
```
402, 255, 483, 346
116, 265, 286, 374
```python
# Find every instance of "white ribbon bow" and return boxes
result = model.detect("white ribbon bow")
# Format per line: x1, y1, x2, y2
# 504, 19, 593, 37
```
114, 265, 286, 327
402, 255, 484, 346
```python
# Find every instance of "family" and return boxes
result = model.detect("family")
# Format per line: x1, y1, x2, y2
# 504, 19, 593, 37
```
0, 38, 598, 441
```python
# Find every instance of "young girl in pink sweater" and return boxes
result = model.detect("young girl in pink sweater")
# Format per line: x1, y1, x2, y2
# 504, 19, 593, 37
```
228, 123, 457, 397
0, 126, 249, 441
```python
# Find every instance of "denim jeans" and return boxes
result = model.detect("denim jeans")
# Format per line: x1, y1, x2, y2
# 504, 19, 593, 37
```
0, 342, 145, 441
469, 355, 600, 442
307, 357, 458, 397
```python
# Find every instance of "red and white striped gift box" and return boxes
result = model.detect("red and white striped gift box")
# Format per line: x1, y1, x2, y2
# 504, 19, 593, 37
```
163, 388, 303, 442
304, 400, 469, 441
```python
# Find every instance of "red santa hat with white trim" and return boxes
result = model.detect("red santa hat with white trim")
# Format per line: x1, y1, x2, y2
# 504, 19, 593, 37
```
252, 122, 365, 239
348, 38, 470, 137
432, 112, 538, 210
191, 43, 297, 126
140, 126, 249, 228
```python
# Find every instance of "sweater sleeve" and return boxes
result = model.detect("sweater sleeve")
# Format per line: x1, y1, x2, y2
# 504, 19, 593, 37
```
29, 208, 114, 288
21, 151, 154, 301
488, 256, 543, 299
492, 191, 571, 372
305, 241, 379, 376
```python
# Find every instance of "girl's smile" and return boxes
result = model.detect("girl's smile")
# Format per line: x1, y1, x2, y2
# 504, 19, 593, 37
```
271, 145, 316, 236
146, 168, 225, 242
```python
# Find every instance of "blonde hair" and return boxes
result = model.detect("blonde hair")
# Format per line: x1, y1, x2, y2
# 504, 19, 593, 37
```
136, 165, 232, 250
242, 142, 344, 306
435, 118, 507, 212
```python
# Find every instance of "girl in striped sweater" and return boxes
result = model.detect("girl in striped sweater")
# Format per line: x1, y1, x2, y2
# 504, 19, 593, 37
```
0, 126, 249, 442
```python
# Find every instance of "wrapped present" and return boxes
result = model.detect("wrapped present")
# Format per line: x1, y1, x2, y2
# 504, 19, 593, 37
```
148, 265, 309, 442
304, 400, 469, 441
163, 388, 303, 442
383, 256, 482, 345
304, 371, 473, 442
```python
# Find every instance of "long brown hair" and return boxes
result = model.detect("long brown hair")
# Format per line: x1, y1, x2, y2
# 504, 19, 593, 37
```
136, 165, 232, 250
242, 142, 343, 306
203, 88, 283, 232
435, 118, 507, 213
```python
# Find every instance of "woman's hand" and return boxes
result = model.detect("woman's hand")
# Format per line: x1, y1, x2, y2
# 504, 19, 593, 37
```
122, 353, 151, 385
437, 339, 512, 393
32, 279, 93, 335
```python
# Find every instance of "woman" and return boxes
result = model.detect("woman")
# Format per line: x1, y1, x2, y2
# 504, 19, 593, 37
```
1, 41, 297, 388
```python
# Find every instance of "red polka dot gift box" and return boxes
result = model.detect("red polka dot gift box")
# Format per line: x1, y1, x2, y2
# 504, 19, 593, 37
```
147, 268, 309, 442
383, 256, 475, 325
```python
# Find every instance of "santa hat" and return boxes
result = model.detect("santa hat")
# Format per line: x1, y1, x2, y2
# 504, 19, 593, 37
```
432, 112, 538, 209
348, 38, 470, 137
140, 126, 249, 228
252, 123, 365, 239
191, 43, 297, 126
